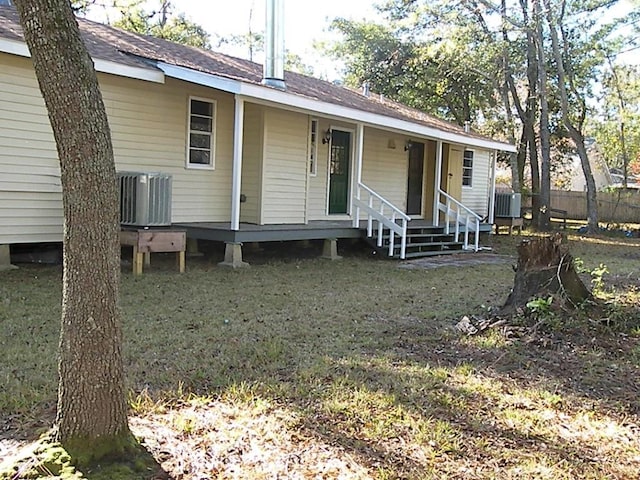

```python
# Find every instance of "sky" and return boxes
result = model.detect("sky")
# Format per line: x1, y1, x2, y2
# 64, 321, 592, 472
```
84, 0, 637, 79
86, 0, 382, 80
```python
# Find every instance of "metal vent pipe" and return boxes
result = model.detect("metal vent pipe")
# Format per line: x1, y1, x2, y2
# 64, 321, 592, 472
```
262, 0, 286, 90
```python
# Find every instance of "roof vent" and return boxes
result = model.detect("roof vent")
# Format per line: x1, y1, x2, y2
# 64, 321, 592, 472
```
262, 0, 286, 90
362, 81, 370, 97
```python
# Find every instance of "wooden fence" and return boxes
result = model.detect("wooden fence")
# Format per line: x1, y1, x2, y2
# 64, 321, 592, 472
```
539, 190, 640, 223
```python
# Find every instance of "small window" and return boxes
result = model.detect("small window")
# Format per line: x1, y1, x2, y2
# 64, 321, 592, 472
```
462, 150, 473, 187
187, 97, 216, 169
308, 118, 318, 176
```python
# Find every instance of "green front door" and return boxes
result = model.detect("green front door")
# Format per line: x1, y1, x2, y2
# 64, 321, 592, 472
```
328, 130, 351, 214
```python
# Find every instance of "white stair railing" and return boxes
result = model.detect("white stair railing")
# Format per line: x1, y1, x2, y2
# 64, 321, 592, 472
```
436, 189, 482, 251
352, 182, 411, 259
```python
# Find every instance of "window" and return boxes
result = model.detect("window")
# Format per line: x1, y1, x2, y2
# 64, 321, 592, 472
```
308, 118, 318, 176
187, 97, 215, 169
462, 150, 473, 187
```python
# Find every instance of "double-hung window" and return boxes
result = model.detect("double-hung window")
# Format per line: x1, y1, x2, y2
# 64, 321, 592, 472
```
462, 150, 473, 187
187, 97, 215, 169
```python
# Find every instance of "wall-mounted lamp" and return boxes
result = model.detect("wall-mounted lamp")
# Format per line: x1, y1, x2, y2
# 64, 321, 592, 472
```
404, 140, 415, 151
322, 129, 332, 144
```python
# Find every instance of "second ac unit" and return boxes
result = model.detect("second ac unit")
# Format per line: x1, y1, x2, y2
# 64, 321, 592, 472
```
495, 192, 521, 218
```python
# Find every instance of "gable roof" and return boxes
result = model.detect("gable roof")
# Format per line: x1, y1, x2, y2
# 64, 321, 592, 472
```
0, 6, 516, 152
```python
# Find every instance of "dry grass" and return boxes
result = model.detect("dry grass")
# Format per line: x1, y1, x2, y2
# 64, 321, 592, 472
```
1, 234, 640, 479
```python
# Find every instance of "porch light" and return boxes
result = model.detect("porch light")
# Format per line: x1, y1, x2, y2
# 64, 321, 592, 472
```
404, 140, 415, 151
322, 129, 332, 144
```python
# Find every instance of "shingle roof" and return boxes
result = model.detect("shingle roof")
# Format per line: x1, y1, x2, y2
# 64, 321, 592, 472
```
0, 6, 511, 148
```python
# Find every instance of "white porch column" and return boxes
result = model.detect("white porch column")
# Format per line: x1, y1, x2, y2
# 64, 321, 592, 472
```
432, 140, 443, 226
488, 149, 498, 224
231, 96, 245, 231
352, 123, 364, 227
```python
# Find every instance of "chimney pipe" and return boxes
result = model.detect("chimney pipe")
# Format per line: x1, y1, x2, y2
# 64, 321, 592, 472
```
263, 0, 286, 90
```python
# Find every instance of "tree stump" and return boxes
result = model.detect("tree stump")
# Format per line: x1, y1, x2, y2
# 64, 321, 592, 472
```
503, 233, 591, 313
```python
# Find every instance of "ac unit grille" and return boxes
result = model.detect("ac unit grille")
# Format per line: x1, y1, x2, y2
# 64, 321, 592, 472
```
495, 193, 521, 218
118, 172, 172, 227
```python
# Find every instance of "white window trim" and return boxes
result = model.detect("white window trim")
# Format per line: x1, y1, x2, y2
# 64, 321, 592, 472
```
462, 149, 474, 188
308, 118, 318, 177
186, 96, 217, 170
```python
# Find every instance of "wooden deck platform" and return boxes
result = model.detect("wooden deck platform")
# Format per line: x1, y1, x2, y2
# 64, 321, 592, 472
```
173, 220, 362, 243
173, 219, 493, 244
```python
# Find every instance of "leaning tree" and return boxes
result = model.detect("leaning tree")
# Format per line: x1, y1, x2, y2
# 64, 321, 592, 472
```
15, 0, 132, 463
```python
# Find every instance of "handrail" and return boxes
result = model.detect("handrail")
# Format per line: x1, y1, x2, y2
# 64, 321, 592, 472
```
352, 182, 411, 259
436, 189, 482, 251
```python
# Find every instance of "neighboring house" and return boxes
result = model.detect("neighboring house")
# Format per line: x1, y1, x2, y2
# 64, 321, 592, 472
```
0, 6, 515, 265
563, 140, 614, 192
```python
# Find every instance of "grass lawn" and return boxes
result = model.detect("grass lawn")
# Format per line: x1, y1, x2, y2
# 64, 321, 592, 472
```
1, 233, 640, 479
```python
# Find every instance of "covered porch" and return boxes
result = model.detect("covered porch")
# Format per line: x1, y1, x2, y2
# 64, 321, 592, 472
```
174, 218, 493, 265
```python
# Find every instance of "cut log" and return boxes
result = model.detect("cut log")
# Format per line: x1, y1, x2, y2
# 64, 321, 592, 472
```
503, 233, 591, 312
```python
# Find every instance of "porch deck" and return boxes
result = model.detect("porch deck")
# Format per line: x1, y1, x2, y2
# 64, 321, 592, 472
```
173, 219, 493, 244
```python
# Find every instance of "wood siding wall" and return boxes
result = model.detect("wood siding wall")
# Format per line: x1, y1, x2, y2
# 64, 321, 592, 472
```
0, 53, 236, 244
361, 128, 409, 213
261, 108, 308, 224
0, 54, 61, 243
460, 149, 491, 217
240, 103, 264, 224
307, 119, 331, 220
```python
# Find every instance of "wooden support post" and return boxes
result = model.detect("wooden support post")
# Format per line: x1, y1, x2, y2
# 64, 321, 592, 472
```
177, 250, 186, 273
321, 238, 342, 260
494, 217, 523, 235
186, 237, 203, 257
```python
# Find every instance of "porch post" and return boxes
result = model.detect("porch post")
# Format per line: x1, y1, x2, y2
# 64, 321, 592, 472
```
353, 123, 364, 227
432, 140, 443, 226
488, 149, 498, 224
231, 95, 245, 231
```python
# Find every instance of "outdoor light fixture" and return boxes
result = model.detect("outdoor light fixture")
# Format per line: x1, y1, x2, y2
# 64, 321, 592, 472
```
404, 140, 415, 151
322, 129, 332, 144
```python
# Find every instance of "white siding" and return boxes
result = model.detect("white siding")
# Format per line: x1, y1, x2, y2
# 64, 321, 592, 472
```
0, 53, 235, 244
460, 148, 492, 217
0, 54, 61, 244
103, 76, 235, 223
361, 128, 408, 212
261, 108, 308, 224
240, 103, 264, 224
306, 119, 332, 220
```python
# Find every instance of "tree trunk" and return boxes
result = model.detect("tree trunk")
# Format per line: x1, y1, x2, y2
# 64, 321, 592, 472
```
15, 0, 130, 463
521, 0, 541, 226
534, 0, 551, 231
543, 0, 599, 233
503, 233, 591, 312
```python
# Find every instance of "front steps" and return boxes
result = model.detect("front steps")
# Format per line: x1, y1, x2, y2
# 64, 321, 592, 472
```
363, 224, 467, 259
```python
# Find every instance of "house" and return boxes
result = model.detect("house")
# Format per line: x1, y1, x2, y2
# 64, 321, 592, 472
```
0, 4, 516, 268
562, 139, 614, 192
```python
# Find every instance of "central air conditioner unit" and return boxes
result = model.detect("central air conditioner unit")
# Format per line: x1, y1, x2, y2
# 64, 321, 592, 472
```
495, 192, 521, 218
118, 172, 172, 227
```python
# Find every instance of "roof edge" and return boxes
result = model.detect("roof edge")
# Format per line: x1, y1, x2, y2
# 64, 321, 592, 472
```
0, 37, 165, 84
158, 62, 517, 153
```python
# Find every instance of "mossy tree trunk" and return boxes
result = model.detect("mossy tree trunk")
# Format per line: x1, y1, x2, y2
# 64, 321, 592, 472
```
14, 0, 131, 462
503, 233, 591, 312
